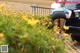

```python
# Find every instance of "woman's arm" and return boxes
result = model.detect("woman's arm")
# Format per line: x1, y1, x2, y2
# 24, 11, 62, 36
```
68, 10, 72, 18
66, 10, 72, 19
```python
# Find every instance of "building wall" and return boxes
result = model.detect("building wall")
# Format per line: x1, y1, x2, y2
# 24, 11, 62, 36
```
0, 0, 53, 14
0, 1, 32, 13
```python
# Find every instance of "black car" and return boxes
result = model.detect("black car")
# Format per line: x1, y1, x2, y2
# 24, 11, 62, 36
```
65, 10, 80, 42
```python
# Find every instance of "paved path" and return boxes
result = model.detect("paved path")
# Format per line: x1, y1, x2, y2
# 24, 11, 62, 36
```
64, 35, 80, 53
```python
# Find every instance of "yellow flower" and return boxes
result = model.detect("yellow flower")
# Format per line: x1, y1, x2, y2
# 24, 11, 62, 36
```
38, 30, 42, 33
27, 18, 39, 27
20, 34, 29, 39
0, 3, 5, 8
0, 33, 4, 39
67, 41, 71, 45
7, 8, 12, 11
51, 38, 54, 40
0, 9, 2, 12
65, 48, 67, 52
63, 33, 69, 37
55, 31, 60, 34
63, 26, 69, 30
23, 35, 28, 39
45, 17, 48, 20
42, 23, 46, 26
22, 15, 28, 21
49, 22, 52, 25
52, 46, 55, 49
53, 26, 60, 34
11, 10, 15, 13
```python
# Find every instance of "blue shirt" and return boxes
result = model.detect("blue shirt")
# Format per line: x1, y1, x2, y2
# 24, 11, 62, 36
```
51, 7, 69, 14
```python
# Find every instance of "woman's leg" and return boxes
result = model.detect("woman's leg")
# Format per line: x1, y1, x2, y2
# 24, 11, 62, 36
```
59, 18, 66, 33
52, 11, 66, 34
53, 18, 66, 33
53, 19, 58, 27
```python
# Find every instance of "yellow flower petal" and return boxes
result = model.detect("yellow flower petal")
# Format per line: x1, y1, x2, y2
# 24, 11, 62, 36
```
22, 15, 28, 21
63, 26, 69, 30
27, 18, 39, 27
0, 33, 4, 39
0, 3, 5, 8
52, 46, 55, 49
63, 33, 69, 37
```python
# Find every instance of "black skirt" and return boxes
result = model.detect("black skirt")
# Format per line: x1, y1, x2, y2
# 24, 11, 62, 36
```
52, 11, 66, 21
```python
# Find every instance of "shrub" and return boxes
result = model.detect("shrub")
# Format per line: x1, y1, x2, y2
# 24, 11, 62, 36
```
0, 3, 65, 53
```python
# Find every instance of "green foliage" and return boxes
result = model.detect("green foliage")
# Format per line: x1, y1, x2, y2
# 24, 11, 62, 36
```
0, 11, 65, 53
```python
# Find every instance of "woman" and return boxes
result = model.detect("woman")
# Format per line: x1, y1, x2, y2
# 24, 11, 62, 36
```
51, 0, 72, 35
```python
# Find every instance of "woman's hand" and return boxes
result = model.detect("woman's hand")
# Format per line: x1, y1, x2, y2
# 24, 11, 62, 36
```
66, 14, 70, 19
66, 10, 72, 19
